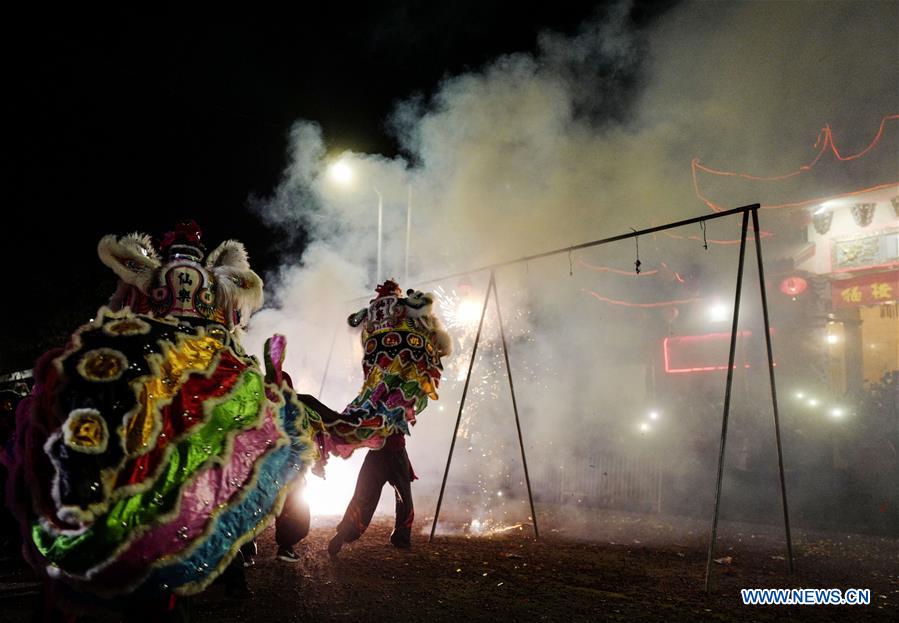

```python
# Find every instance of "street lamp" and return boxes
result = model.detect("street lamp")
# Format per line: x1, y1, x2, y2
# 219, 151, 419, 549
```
325, 158, 414, 286
327, 158, 383, 284
329, 161, 353, 185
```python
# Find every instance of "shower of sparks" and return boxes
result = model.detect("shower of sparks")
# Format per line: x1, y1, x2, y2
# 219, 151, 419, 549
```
432, 281, 555, 536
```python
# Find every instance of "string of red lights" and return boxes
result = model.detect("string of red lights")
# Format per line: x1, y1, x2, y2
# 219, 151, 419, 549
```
692, 113, 899, 212
658, 229, 772, 245
581, 288, 701, 308
576, 256, 659, 276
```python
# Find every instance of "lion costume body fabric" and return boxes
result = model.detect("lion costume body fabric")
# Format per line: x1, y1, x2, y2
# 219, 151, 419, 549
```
6, 224, 319, 600
321, 282, 452, 459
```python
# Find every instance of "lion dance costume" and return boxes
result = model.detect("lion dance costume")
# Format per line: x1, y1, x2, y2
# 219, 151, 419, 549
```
5, 222, 319, 606
319, 280, 452, 460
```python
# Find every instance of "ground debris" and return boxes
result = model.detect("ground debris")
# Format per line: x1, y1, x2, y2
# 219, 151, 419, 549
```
4, 513, 898, 622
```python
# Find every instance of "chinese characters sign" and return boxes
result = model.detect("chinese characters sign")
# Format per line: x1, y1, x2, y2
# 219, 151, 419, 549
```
831, 271, 898, 308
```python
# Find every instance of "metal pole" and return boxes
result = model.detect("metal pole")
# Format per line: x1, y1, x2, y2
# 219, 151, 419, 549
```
318, 325, 339, 399
705, 209, 750, 591
751, 208, 794, 573
374, 187, 383, 284
430, 276, 494, 542
657, 460, 663, 514
405, 184, 412, 284
345, 204, 762, 306
406, 204, 761, 290
492, 272, 540, 540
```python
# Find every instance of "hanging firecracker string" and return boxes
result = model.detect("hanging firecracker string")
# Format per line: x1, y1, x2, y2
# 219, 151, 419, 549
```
632, 229, 641, 275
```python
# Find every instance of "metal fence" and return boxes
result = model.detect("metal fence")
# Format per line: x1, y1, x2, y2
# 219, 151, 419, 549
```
531, 453, 664, 514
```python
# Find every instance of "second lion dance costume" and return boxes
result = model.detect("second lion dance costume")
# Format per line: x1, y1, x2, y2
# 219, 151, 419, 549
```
321, 280, 452, 553
5, 222, 320, 611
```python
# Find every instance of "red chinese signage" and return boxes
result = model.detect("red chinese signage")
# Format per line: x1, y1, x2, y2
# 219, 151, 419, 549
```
831, 271, 898, 308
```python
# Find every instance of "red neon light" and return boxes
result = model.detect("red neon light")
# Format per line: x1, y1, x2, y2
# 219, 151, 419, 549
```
660, 229, 773, 245
692, 114, 899, 212
577, 258, 687, 283
663, 331, 776, 374
576, 257, 659, 276
582, 288, 701, 308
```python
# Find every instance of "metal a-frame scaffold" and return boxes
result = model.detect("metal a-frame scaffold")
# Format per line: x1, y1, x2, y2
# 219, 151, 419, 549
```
318, 204, 793, 591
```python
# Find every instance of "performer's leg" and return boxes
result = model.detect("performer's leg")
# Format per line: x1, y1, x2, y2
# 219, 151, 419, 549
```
387, 449, 414, 548
221, 551, 253, 599
330, 451, 387, 555
275, 477, 310, 561
239, 540, 257, 567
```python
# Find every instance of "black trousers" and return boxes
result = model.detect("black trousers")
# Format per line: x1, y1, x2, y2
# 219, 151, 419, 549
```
275, 477, 310, 548
336, 448, 414, 545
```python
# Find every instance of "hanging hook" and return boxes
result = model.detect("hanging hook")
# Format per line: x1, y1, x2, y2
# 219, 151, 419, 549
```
631, 228, 641, 274
568, 249, 573, 276
700, 220, 709, 250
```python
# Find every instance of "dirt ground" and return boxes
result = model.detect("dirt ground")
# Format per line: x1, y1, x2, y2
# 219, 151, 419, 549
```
2, 510, 897, 622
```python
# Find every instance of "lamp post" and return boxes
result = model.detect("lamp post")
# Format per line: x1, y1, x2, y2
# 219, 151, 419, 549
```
326, 159, 415, 286
404, 185, 411, 284
328, 159, 384, 285
374, 186, 383, 284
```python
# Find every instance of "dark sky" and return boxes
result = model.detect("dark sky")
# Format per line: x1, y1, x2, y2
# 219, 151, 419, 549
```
1, 2, 676, 372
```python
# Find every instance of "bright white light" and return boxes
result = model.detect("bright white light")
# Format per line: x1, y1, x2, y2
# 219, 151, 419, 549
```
708, 302, 730, 323
813, 204, 828, 215
807, 398, 819, 407
639, 422, 650, 432
830, 407, 844, 418
826, 334, 839, 344
795, 391, 805, 399
328, 160, 354, 185
496, 491, 503, 497
303, 455, 364, 516
454, 298, 482, 327
648, 411, 659, 421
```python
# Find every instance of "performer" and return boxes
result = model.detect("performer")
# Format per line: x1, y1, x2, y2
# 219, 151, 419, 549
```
240, 370, 312, 567
5, 222, 320, 611
325, 280, 451, 556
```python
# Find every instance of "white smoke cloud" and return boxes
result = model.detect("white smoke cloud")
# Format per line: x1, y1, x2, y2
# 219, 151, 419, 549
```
246, 0, 898, 530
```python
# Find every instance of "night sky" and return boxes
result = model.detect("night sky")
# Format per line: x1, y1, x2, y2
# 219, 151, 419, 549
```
2, 2, 676, 372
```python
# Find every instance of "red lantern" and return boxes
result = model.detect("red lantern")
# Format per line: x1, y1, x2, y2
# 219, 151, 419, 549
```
779, 276, 808, 296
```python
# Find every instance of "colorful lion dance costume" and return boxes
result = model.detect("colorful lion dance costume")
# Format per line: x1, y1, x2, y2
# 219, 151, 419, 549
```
5, 222, 318, 602
320, 280, 452, 459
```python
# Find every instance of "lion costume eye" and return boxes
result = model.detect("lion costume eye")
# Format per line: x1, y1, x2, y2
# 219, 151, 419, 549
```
62, 408, 109, 454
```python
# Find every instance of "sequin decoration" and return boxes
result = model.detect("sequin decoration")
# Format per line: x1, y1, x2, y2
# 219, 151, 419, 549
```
102, 318, 151, 337
63, 409, 109, 453
76, 348, 128, 382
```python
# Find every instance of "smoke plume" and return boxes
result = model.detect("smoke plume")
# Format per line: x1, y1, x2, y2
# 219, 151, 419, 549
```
246, 0, 898, 533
